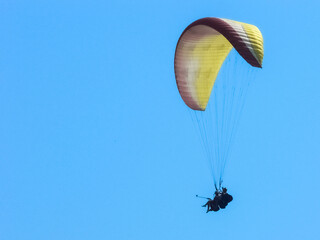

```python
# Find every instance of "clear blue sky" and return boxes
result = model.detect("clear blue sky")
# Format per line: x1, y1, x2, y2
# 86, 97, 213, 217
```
1, 0, 320, 239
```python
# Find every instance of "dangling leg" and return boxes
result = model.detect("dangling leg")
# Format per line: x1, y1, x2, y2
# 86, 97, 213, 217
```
206, 204, 210, 213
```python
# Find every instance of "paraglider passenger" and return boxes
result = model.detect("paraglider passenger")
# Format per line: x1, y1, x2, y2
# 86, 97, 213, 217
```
202, 196, 219, 213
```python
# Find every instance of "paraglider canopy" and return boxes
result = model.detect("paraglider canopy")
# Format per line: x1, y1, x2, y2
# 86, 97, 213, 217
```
174, 17, 264, 111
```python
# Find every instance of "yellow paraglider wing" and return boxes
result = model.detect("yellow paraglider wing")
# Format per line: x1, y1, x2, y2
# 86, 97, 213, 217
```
174, 17, 264, 111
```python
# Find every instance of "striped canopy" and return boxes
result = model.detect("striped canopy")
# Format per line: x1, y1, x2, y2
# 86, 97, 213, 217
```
174, 17, 264, 110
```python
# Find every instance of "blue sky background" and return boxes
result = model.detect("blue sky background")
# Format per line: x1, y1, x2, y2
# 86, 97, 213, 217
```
1, 0, 320, 239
